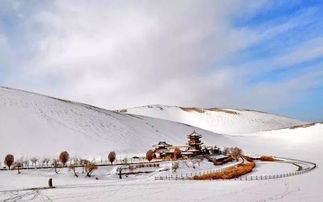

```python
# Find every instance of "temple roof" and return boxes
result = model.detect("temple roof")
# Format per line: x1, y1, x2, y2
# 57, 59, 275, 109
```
152, 141, 172, 148
187, 130, 202, 138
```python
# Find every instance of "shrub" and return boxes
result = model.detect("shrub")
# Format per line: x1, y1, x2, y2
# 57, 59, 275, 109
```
146, 150, 154, 162
128, 165, 135, 171
242, 155, 277, 162
59, 151, 70, 166
193, 162, 256, 180
108, 152, 116, 164
4, 154, 14, 170
173, 147, 181, 160
259, 156, 277, 161
162, 156, 172, 161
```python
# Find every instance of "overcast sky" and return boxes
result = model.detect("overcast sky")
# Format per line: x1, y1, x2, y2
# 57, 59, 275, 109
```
0, 0, 322, 121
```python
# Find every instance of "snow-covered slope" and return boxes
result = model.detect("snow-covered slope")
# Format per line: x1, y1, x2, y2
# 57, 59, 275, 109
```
0, 87, 235, 158
1, 87, 323, 201
0, 115, 322, 201
119, 105, 306, 134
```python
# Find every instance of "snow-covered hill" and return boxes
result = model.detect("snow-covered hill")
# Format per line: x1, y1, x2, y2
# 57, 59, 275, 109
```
119, 105, 306, 134
1, 86, 323, 201
0, 87, 235, 158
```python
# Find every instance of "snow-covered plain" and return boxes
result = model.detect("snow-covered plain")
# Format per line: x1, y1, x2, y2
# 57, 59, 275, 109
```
0, 87, 322, 201
120, 104, 306, 134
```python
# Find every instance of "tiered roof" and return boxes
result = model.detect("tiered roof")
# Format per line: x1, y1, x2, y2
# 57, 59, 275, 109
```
187, 130, 202, 138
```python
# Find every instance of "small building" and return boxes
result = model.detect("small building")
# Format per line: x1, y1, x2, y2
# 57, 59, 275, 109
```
152, 141, 173, 158
207, 154, 229, 162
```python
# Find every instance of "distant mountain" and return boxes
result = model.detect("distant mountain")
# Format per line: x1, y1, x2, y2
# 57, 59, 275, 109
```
0, 87, 234, 158
119, 105, 306, 135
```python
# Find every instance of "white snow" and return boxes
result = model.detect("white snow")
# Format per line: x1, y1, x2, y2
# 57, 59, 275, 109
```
121, 104, 306, 134
0, 87, 235, 158
0, 87, 322, 202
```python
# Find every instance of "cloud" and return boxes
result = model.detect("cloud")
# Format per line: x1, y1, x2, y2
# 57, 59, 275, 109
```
15, 0, 267, 108
1, 0, 322, 121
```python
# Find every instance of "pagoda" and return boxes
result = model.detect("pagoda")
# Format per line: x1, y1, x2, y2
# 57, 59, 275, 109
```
187, 130, 203, 153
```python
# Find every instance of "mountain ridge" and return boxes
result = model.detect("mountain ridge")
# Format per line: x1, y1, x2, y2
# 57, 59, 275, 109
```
120, 104, 307, 134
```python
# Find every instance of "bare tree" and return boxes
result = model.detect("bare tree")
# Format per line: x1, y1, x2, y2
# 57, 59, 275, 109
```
85, 163, 97, 177
23, 160, 29, 168
123, 157, 128, 164
69, 156, 80, 165
108, 152, 116, 164
52, 159, 60, 174
80, 159, 90, 173
68, 164, 79, 177
146, 150, 154, 162
4, 154, 14, 170
42, 158, 50, 167
59, 151, 70, 166
173, 147, 181, 160
30, 157, 38, 168
12, 162, 23, 174
224, 147, 244, 163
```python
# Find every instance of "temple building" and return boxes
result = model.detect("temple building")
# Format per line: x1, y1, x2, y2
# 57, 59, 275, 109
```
152, 141, 172, 158
152, 131, 225, 159
187, 130, 203, 152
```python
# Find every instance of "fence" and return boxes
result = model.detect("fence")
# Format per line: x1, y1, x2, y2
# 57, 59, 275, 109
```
155, 158, 317, 181
0, 158, 164, 171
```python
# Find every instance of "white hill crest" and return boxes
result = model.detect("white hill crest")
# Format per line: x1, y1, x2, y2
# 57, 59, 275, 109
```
119, 105, 306, 134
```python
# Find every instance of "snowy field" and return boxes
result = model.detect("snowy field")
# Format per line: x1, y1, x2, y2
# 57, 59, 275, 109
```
0, 87, 322, 201
0, 156, 315, 202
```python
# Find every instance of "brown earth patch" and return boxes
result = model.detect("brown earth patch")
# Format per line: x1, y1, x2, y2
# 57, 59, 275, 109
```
289, 122, 323, 129
118, 109, 128, 113
207, 108, 240, 115
180, 107, 206, 113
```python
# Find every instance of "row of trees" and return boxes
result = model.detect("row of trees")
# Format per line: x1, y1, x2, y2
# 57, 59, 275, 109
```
3, 151, 117, 175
